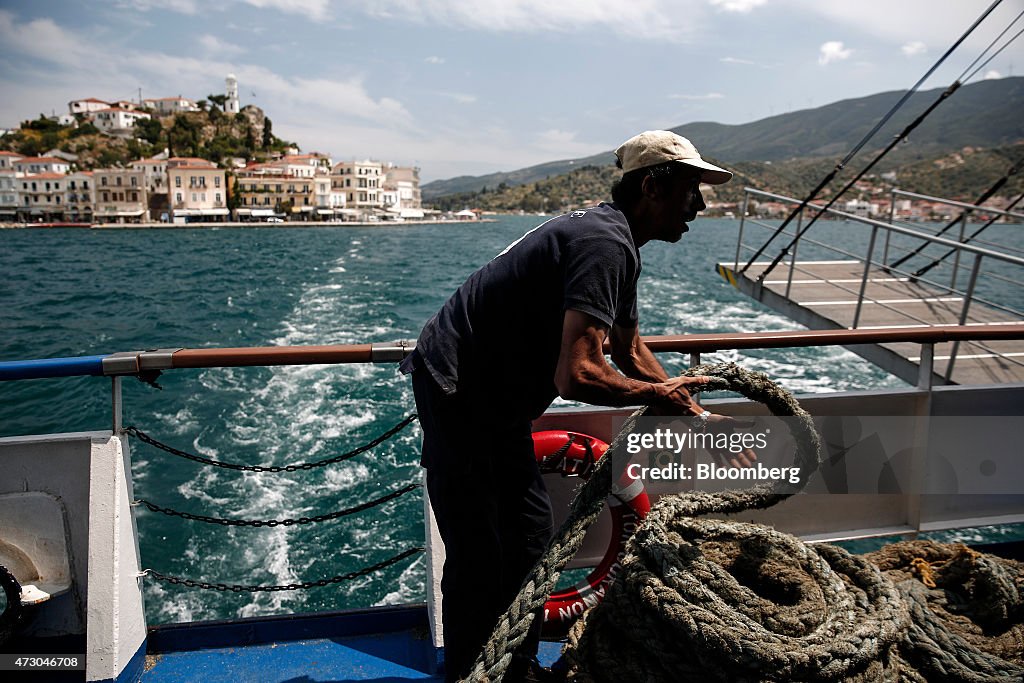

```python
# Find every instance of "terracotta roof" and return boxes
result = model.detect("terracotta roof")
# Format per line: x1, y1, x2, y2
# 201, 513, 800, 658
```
16, 157, 68, 164
0, 151, 22, 157
72, 98, 109, 104
167, 157, 217, 168
93, 108, 148, 115
24, 172, 68, 180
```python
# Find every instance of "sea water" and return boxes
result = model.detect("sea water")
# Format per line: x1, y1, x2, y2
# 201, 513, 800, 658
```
1, 215, 1004, 623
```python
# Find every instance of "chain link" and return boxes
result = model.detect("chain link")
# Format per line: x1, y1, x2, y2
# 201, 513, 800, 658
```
123, 414, 417, 473
135, 483, 421, 527
143, 547, 423, 593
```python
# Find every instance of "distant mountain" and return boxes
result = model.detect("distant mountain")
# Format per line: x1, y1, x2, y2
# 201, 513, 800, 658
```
426, 142, 1024, 214
423, 77, 1024, 199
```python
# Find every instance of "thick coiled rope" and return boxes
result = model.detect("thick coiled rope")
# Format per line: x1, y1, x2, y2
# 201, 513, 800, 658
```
562, 515, 910, 682
866, 541, 1024, 683
461, 362, 821, 682
462, 362, 1024, 682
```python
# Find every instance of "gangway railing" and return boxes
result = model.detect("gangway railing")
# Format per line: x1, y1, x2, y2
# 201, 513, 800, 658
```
734, 188, 1024, 381
884, 189, 1024, 281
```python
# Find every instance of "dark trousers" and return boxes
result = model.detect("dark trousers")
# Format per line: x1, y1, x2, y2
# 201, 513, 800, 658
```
411, 366, 554, 682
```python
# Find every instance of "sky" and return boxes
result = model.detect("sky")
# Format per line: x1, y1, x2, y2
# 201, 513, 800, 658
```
1, 0, 1022, 182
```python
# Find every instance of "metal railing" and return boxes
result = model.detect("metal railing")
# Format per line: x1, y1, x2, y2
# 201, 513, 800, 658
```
4, 325, 1024, 429
734, 188, 1024, 381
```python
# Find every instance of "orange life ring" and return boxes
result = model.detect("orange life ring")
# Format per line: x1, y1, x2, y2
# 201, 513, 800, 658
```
532, 430, 649, 637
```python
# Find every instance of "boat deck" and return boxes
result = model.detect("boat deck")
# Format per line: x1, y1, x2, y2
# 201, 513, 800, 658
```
717, 259, 1024, 386
141, 604, 563, 683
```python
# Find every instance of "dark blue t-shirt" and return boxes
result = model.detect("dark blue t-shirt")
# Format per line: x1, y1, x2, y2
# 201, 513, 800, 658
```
403, 203, 640, 421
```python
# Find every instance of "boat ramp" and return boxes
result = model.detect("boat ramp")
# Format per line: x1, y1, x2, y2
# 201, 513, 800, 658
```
717, 188, 1024, 387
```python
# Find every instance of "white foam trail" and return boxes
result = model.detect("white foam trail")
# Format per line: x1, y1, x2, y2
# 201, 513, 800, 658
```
376, 554, 426, 606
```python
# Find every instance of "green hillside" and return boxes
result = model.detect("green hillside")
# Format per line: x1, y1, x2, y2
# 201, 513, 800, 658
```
423, 77, 1024, 199
429, 143, 1024, 214
0, 104, 294, 169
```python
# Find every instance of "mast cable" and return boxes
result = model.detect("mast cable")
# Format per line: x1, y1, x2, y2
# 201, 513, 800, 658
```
910, 189, 1024, 282
957, 8, 1024, 81
964, 24, 1024, 82
748, 6, 1019, 283
738, 0, 1005, 277
886, 157, 1024, 271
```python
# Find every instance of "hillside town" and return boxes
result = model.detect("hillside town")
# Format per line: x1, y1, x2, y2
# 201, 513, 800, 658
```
0, 76, 439, 226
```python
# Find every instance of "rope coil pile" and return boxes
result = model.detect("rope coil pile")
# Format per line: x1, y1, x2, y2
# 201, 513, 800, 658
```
462, 362, 1024, 682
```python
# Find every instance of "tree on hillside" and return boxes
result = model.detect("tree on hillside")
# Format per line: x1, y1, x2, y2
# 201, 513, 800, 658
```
208, 94, 228, 108
262, 117, 274, 149
135, 118, 162, 145
168, 116, 200, 158
23, 115, 63, 132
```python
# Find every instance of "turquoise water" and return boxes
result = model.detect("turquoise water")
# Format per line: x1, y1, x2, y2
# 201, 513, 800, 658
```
0, 216, 944, 623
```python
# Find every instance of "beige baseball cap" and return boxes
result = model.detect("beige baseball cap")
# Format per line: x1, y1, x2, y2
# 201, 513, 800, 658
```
615, 130, 732, 185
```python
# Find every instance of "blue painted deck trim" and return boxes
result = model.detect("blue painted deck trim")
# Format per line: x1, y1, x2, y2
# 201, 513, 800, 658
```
146, 603, 431, 653
143, 631, 440, 683
142, 605, 567, 683
0, 355, 108, 381
144, 605, 441, 683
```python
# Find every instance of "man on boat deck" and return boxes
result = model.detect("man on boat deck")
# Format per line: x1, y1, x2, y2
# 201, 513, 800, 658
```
401, 130, 754, 682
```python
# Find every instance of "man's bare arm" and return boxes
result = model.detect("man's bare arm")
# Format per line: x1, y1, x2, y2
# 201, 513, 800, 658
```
609, 323, 669, 383
554, 309, 706, 414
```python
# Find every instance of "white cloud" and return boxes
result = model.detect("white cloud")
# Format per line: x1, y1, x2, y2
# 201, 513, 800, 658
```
901, 41, 927, 56
669, 92, 725, 100
709, 0, 766, 12
532, 129, 603, 159
241, 0, 330, 20
0, 11, 414, 143
783, 0, 1024, 53
425, 56, 445, 64
818, 41, 852, 65
198, 34, 246, 57
121, 0, 327, 19
983, 69, 1003, 80
117, 0, 200, 13
0, 11, 95, 67
359, 0, 707, 42
720, 56, 756, 65
440, 92, 477, 104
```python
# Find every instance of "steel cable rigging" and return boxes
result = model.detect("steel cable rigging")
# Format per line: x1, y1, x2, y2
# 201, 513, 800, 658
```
738, 0, 1014, 282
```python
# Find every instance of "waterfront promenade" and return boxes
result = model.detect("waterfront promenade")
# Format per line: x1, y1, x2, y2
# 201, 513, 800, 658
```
0, 218, 492, 229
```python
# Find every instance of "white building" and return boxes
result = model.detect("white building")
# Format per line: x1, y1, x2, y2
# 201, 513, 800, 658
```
382, 164, 422, 217
17, 173, 68, 222
93, 168, 149, 223
0, 150, 23, 170
91, 108, 151, 135
843, 198, 879, 218
13, 157, 70, 175
168, 157, 228, 223
0, 171, 18, 221
331, 160, 384, 215
68, 98, 110, 116
225, 74, 240, 115
235, 168, 332, 221
130, 158, 169, 195
64, 171, 94, 222
253, 155, 329, 179
49, 113, 77, 127
142, 97, 199, 115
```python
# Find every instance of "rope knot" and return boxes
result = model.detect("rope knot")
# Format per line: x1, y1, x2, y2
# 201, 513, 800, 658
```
911, 557, 937, 588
